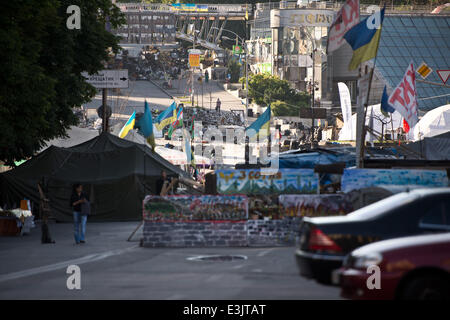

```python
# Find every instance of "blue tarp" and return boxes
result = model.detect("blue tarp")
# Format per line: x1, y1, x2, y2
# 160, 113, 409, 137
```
276, 147, 399, 169
278, 149, 356, 169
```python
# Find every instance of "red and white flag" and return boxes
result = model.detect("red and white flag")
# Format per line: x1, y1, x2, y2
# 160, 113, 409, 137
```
402, 118, 410, 133
327, 0, 360, 53
388, 62, 419, 129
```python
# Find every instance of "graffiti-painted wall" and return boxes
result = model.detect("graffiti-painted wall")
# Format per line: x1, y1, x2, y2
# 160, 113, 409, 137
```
216, 169, 319, 195
341, 169, 449, 193
143, 195, 248, 221
279, 194, 353, 217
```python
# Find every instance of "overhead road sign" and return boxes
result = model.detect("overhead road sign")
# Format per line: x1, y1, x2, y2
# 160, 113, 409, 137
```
82, 69, 129, 88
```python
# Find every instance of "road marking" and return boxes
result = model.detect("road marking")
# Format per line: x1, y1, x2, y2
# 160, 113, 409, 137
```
232, 264, 245, 270
0, 245, 138, 283
257, 248, 276, 257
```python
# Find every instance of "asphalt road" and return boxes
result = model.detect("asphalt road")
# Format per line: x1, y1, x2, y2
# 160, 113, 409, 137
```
83, 78, 246, 117
84, 80, 175, 118
0, 222, 341, 299
163, 71, 246, 113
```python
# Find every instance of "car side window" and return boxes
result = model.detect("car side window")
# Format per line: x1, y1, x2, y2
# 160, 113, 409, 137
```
419, 197, 450, 231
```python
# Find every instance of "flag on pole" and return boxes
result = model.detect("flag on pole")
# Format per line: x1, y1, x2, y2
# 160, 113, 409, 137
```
326, 0, 360, 53
155, 102, 177, 131
167, 106, 183, 139
380, 85, 395, 117
343, 7, 385, 70
388, 62, 419, 129
190, 112, 196, 140
245, 106, 271, 139
136, 100, 156, 151
402, 118, 410, 133
118, 111, 136, 139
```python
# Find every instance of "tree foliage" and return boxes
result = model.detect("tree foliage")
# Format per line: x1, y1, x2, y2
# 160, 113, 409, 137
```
0, 0, 125, 165
243, 74, 310, 115
271, 100, 299, 117
227, 58, 242, 83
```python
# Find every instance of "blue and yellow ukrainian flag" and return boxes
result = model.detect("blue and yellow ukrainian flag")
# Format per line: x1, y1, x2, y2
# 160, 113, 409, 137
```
136, 100, 156, 151
167, 106, 183, 139
245, 106, 271, 139
344, 7, 385, 70
118, 111, 136, 138
155, 102, 177, 131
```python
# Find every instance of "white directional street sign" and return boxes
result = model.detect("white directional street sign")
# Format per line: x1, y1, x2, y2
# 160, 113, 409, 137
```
82, 69, 129, 88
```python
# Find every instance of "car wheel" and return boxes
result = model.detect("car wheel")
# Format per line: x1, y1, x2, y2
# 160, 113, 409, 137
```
316, 274, 332, 286
400, 275, 450, 300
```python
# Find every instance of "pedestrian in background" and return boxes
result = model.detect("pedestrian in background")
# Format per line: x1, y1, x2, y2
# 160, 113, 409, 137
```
216, 98, 221, 113
70, 183, 89, 244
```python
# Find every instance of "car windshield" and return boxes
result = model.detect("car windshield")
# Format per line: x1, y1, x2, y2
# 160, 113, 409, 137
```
347, 192, 418, 220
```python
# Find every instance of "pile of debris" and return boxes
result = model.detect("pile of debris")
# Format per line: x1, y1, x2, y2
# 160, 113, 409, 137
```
183, 108, 244, 127
115, 46, 188, 81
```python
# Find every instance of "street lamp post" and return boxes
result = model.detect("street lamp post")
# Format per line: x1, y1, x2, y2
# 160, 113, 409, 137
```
301, 28, 316, 147
245, 42, 249, 127
189, 29, 200, 107
191, 34, 195, 107
213, 28, 249, 126
311, 48, 315, 136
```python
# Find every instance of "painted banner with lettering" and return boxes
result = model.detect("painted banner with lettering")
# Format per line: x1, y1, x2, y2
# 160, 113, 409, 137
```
327, 0, 360, 53
216, 169, 318, 195
279, 194, 353, 217
341, 168, 449, 193
143, 195, 248, 221
388, 62, 419, 128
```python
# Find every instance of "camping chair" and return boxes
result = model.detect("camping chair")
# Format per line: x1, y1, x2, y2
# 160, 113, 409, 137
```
37, 183, 52, 220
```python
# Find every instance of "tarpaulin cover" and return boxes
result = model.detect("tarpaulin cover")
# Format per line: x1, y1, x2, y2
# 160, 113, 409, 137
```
277, 147, 399, 169
278, 148, 356, 169
0, 133, 190, 222
405, 131, 450, 160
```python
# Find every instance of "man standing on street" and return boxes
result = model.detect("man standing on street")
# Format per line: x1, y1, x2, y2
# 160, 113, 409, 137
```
70, 183, 89, 244
216, 98, 221, 113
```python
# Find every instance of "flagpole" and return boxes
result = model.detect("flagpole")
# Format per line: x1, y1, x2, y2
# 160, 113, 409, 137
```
357, 9, 384, 168
143, 102, 147, 196
390, 114, 394, 142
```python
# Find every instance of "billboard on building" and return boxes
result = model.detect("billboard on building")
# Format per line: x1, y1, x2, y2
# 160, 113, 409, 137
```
270, 9, 335, 28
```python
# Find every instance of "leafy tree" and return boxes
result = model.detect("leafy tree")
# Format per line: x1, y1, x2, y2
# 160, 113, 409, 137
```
0, 0, 125, 165
244, 73, 309, 107
227, 59, 242, 83
271, 100, 299, 117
